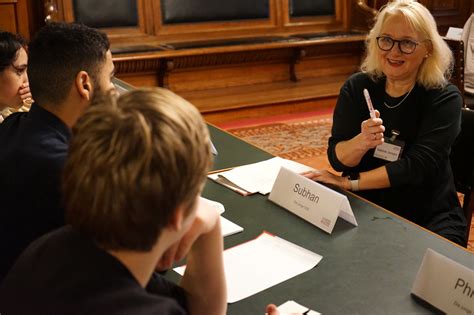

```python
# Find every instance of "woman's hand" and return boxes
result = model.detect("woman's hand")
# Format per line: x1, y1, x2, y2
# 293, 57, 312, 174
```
333, 110, 385, 168
302, 169, 349, 190
18, 82, 33, 107
359, 109, 385, 150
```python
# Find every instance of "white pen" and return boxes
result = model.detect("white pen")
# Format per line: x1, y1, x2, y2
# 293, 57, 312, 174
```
363, 88, 376, 119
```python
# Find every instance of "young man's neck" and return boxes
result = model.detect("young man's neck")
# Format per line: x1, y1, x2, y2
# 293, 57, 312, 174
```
41, 97, 88, 129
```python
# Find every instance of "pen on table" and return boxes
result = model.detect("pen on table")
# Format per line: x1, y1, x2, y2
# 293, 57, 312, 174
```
208, 167, 233, 175
216, 174, 252, 196
363, 88, 376, 119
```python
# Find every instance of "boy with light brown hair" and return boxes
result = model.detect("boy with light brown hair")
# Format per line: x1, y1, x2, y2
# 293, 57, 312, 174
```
0, 88, 227, 315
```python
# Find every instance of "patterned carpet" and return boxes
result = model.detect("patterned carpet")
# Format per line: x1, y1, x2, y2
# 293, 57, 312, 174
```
228, 115, 334, 171
226, 114, 474, 251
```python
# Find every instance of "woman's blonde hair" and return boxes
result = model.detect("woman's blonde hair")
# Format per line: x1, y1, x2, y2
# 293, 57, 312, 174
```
361, 0, 453, 89
63, 88, 211, 251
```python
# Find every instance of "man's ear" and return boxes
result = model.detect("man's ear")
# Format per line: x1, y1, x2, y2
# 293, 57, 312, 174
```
168, 205, 186, 232
75, 71, 93, 101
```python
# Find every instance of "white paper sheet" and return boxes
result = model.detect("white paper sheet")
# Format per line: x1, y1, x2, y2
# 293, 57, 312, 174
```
220, 216, 243, 237
199, 197, 243, 237
199, 196, 225, 214
174, 232, 322, 303
445, 27, 463, 40
213, 157, 313, 195
277, 301, 321, 315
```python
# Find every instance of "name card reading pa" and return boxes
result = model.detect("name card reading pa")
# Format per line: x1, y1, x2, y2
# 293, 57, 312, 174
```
269, 167, 357, 234
412, 248, 474, 314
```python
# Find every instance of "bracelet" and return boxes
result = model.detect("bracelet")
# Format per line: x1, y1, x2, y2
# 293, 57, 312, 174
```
349, 177, 360, 191
347, 172, 360, 191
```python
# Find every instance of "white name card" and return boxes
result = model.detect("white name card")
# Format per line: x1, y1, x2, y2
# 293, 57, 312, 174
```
412, 248, 474, 314
269, 167, 357, 234
446, 27, 463, 40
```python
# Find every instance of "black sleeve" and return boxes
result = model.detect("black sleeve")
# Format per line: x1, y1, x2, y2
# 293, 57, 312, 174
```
386, 85, 462, 187
146, 272, 189, 312
327, 74, 370, 172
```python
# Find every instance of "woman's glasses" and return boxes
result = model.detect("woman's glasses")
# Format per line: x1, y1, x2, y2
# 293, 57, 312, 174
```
376, 36, 420, 54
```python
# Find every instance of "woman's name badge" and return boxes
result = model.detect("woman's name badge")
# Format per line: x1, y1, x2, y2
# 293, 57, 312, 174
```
374, 130, 404, 162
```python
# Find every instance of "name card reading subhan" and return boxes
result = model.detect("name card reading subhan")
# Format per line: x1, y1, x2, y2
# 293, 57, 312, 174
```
411, 248, 474, 315
269, 167, 357, 234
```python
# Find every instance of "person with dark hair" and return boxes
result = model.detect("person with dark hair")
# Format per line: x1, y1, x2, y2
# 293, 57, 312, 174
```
0, 22, 115, 281
0, 88, 227, 314
0, 31, 33, 122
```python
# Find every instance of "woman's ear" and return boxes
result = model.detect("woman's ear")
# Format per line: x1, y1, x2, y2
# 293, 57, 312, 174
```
75, 71, 92, 101
425, 40, 433, 57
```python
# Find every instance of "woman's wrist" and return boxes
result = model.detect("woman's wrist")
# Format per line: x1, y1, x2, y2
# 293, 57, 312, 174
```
343, 176, 351, 190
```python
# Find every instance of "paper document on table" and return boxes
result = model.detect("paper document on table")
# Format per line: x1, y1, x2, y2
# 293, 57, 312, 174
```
174, 232, 322, 303
220, 216, 243, 237
199, 197, 243, 237
277, 301, 321, 315
210, 157, 313, 195
208, 173, 252, 196
199, 196, 225, 214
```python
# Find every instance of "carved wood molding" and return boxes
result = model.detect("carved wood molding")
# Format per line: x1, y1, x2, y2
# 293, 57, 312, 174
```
113, 34, 367, 89
114, 58, 162, 74
168, 49, 293, 70
303, 41, 365, 57
355, 0, 378, 18
444, 38, 464, 93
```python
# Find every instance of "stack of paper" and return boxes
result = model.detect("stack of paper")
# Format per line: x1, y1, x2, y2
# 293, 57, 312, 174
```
199, 197, 243, 237
174, 232, 322, 303
277, 301, 321, 315
209, 157, 313, 195
220, 216, 244, 237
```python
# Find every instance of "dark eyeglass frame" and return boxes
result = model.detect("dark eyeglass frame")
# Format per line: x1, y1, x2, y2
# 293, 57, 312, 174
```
376, 36, 420, 54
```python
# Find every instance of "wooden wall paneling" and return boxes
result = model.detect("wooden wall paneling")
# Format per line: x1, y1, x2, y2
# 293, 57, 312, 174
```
0, 0, 31, 39
52, 0, 67, 23
350, 0, 472, 35
26, 0, 46, 38
113, 54, 162, 87
72, 0, 138, 28
166, 57, 292, 93
116, 72, 159, 87
55, 0, 156, 45
153, 0, 278, 42
0, 1, 18, 33
112, 35, 366, 120
350, 0, 376, 31
32, 0, 469, 124
160, 0, 269, 24
14, 0, 29, 38
281, 0, 347, 33
171, 47, 364, 115
422, 0, 473, 35
296, 53, 361, 80
179, 75, 344, 113
202, 97, 338, 125
444, 37, 465, 93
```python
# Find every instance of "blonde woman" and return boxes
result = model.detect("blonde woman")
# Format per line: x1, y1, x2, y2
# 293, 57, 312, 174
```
0, 31, 32, 122
306, 0, 466, 245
